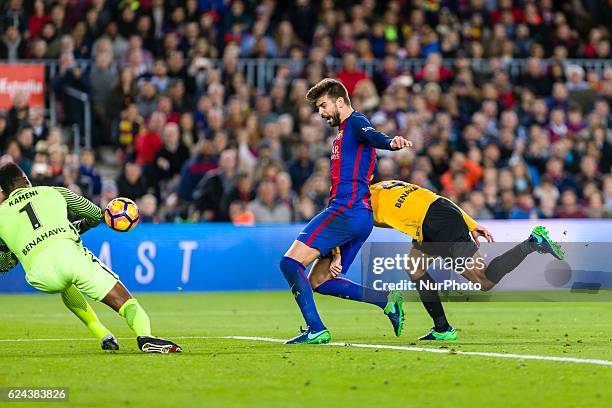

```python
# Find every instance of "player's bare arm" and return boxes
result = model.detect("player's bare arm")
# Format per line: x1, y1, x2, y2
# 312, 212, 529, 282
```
470, 224, 495, 246
329, 251, 342, 277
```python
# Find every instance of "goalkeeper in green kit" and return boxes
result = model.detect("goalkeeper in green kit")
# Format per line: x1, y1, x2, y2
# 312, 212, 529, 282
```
0, 163, 181, 353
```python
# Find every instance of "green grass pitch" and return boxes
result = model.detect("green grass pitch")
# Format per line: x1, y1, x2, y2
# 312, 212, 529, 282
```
0, 292, 610, 407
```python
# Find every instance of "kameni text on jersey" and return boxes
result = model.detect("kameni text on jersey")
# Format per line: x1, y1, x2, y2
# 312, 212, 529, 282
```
7, 190, 39, 207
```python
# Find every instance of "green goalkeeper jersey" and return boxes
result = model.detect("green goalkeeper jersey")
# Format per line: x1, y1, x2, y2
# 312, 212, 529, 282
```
0, 186, 103, 271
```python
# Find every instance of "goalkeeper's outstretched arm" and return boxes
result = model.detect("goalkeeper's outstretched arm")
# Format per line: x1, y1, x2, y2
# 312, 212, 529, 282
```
53, 187, 103, 227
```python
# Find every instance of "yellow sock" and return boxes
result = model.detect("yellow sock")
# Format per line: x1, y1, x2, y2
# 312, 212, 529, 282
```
118, 298, 152, 337
61, 285, 111, 341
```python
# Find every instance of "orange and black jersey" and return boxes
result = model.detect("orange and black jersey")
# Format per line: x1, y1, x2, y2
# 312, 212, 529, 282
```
369, 180, 478, 243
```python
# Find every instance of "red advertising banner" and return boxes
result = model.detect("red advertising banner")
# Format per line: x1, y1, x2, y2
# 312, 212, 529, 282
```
0, 64, 45, 110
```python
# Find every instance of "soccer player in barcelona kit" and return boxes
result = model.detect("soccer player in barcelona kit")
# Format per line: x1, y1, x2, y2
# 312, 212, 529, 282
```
279, 78, 412, 344
0, 163, 181, 353
318, 180, 565, 341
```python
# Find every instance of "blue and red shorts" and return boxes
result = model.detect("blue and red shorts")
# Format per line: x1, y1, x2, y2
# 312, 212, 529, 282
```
297, 206, 374, 273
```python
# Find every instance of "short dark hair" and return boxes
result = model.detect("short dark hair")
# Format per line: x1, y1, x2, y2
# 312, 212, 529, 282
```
0, 162, 25, 193
305, 78, 351, 107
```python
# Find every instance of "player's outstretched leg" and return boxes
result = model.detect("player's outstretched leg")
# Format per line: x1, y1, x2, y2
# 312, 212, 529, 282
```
315, 279, 406, 336
308, 256, 405, 336
483, 225, 565, 285
102, 281, 182, 353
61, 285, 118, 350
313, 274, 405, 337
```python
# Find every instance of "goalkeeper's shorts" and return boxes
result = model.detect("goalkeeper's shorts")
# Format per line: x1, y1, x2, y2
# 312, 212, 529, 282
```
25, 239, 118, 301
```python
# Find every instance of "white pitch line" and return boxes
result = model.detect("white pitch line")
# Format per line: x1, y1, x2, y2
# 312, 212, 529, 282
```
220, 336, 612, 367
0, 337, 97, 342
0, 335, 611, 367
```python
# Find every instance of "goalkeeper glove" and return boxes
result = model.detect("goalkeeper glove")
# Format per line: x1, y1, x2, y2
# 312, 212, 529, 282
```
0, 252, 18, 274
72, 218, 98, 235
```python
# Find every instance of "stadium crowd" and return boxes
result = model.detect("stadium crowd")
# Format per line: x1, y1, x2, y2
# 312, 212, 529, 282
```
0, 0, 611, 224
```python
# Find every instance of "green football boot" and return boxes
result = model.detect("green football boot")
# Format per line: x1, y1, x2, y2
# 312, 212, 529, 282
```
383, 290, 405, 337
530, 226, 565, 260
418, 326, 458, 341
285, 327, 332, 344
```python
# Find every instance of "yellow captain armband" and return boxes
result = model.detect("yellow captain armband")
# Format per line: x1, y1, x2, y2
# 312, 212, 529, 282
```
332, 247, 341, 255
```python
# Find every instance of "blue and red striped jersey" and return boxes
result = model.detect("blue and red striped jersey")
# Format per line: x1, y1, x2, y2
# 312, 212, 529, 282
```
329, 110, 396, 210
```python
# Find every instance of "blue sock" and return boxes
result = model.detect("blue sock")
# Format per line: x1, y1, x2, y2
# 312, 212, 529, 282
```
314, 277, 389, 309
280, 256, 326, 332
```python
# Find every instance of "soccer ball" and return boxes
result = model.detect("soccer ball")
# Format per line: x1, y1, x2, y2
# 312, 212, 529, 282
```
104, 197, 140, 232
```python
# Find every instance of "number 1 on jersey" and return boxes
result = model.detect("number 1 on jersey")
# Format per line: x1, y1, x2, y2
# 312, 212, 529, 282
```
19, 202, 42, 230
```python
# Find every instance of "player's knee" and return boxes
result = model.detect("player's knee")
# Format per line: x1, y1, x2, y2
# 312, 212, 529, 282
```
308, 273, 320, 290
308, 269, 330, 290
283, 241, 318, 266
409, 269, 425, 281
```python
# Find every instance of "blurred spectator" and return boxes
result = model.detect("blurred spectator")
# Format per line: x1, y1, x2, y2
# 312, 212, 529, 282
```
246, 179, 291, 224
30, 151, 56, 186
89, 39, 117, 145
28, 108, 48, 143
154, 122, 190, 183
108, 67, 138, 122
4, 138, 31, 175
53, 52, 88, 131
134, 112, 164, 166
0, 113, 8, 145
77, 148, 102, 199
136, 80, 159, 120
138, 194, 160, 223
178, 139, 218, 201
277, 171, 298, 221
115, 103, 143, 157
28, 0, 50, 39
193, 148, 237, 221
5, 91, 29, 139
225, 172, 255, 207
373, 54, 400, 93
16, 127, 35, 161
0, 24, 27, 60
556, 189, 587, 218
288, 142, 314, 193
117, 161, 148, 201
336, 51, 367, 96
99, 180, 118, 210
241, 20, 277, 58
29, 38, 48, 59
509, 191, 539, 219
440, 152, 483, 194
